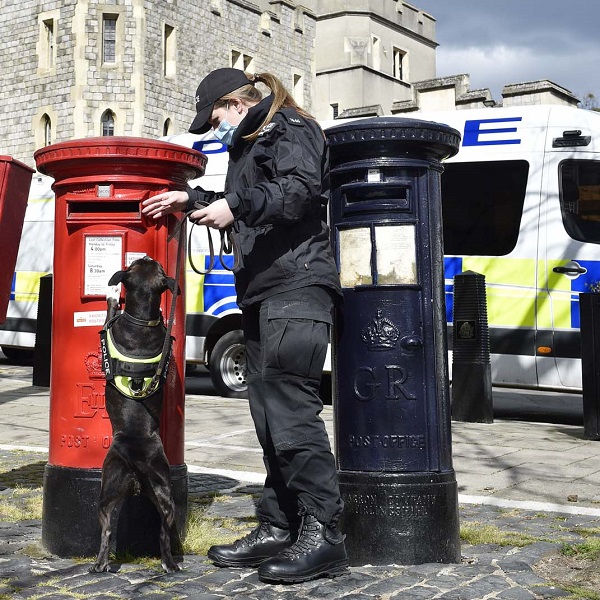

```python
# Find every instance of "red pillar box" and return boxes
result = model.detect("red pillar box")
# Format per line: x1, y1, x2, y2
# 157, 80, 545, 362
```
34, 138, 206, 557
0, 156, 35, 323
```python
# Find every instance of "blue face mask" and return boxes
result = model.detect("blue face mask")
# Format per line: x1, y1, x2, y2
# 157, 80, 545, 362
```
213, 103, 238, 146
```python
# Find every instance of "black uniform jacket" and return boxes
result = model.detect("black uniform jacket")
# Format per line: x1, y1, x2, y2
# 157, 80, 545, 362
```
193, 95, 342, 308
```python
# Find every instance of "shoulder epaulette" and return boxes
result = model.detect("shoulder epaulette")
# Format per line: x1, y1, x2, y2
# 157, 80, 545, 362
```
280, 109, 304, 127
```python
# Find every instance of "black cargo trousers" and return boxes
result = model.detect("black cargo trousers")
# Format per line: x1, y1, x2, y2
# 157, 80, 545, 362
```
242, 285, 344, 530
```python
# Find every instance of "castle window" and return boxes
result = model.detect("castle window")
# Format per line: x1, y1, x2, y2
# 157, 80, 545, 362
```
163, 119, 172, 137
393, 47, 405, 80
102, 15, 117, 63
371, 35, 381, 72
43, 114, 52, 146
43, 20, 55, 68
37, 12, 59, 72
101, 110, 115, 136
163, 24, 176, 78
231, 50, 253, 72
293, 73, 303, 107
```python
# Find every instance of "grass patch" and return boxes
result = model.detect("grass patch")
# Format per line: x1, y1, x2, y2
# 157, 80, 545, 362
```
0, 485, 43, 521
110, 551, 163, 571
560, 585, 600, 600
460, 523, 540, 547
20, 542, 50, 560
561, 538, 600, 561
182, 499, 257, 555
1, 575, 96, 600
569, 526, 600, 538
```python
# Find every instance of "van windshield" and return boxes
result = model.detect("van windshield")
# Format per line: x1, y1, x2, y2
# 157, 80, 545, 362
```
560, 160, 600, 244
441, 160, 529, 256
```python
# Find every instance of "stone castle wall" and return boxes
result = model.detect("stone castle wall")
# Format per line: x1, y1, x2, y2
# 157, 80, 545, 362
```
0, 0, 316, 168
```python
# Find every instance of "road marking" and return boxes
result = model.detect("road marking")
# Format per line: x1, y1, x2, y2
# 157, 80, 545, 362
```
459, 493, 600, 517
191, 428, 256, 441
185, 441, 262, 453
0, 444, 48, 453
187, 464, 264, 484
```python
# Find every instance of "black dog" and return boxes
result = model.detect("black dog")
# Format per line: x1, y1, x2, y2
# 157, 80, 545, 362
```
90, 256, 181, 573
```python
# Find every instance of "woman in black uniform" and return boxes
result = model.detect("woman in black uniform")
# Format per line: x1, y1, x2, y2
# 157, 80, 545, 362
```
142, 68, 347, 584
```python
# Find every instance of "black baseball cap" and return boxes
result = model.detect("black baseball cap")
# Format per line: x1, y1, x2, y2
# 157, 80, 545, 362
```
189, 68, 252, 134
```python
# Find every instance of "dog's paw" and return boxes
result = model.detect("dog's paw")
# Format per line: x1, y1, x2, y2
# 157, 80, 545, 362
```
161, 560, 182, 573
106, 284, 121, 303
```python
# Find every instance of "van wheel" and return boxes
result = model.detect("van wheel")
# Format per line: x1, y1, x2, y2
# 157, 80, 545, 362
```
1, 346, 34, 362
209, 330, 247, 398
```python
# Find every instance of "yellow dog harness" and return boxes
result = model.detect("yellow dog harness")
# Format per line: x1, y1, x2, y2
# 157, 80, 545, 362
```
100, 315, 169, 400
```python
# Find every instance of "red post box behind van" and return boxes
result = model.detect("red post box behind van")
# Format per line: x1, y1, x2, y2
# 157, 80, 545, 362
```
0, 156, 35, 324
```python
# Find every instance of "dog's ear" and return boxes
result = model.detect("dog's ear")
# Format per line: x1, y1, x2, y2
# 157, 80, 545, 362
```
165, 276, 179, 295
108, 270, 127, 286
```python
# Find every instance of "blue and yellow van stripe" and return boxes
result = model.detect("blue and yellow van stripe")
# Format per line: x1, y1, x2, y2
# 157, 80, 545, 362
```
185, 253, 237, 316
445, 257, 537, 328
9, 271, 47, 302
444, 257, 600, 359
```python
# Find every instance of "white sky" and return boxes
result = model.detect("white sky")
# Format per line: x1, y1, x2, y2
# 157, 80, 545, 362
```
416, 0, 600, 104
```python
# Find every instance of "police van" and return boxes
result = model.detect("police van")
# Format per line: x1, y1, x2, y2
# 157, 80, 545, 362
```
432, 104, 600, 391
2, 104, 599, 396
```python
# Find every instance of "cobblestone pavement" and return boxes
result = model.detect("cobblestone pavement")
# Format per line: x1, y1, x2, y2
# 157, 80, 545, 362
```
1, 449, 599, 599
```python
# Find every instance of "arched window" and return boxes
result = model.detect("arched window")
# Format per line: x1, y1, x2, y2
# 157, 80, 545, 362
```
163, 118, 172, 137
42, 114, 52, 146
101, 110, 115, 136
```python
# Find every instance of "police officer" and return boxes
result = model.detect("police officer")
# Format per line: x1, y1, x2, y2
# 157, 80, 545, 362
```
142, 68, 348, 584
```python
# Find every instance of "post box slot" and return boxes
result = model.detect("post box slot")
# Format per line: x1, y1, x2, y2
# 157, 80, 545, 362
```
68, 201, 140, 215
66, 201, 142, 223
341, 182, 410, 214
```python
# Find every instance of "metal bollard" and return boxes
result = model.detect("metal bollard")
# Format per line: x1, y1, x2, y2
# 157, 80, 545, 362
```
579, 292, 600, 440
451, 270, 493, 423
33, 273, 52, 388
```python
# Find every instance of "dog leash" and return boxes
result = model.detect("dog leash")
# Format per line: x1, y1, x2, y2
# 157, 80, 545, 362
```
139, 204, 241, 395
144, 215, 187, 396
183, 204, 240, 275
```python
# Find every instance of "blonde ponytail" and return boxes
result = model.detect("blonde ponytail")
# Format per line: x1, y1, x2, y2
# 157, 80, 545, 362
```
216, 71, 318, 142
243, 72, 317, 142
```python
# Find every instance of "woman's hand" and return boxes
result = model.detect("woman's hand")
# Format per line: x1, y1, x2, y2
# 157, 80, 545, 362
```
142, 190, 189, 220
190, 197, 234, 229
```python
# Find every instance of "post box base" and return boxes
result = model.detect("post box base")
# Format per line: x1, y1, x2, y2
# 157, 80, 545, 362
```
42, 464, 188, 558
338, 470, 460, 566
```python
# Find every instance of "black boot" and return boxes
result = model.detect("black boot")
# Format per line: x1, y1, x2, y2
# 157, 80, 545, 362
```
207, 522, 292, 567
257, 514, 349, 583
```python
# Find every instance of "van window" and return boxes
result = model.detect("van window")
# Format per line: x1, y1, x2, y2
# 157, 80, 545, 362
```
560, 160, 600, 244
441, 160, 529, 256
